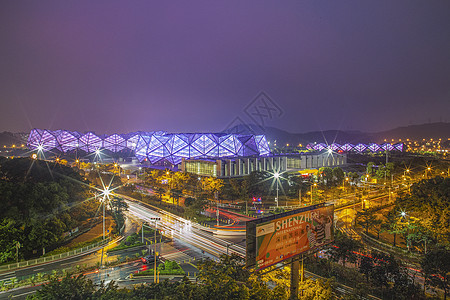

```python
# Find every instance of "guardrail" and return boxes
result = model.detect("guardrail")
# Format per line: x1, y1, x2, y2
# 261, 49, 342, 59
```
269, 205, 304, 210
359, 231, 422, 263
0, 237, 113, 273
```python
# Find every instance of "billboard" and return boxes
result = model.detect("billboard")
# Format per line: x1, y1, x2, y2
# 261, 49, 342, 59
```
246, 203, 334, 270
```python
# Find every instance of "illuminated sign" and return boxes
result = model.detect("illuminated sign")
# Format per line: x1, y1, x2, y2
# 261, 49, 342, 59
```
246, 203, 334, 270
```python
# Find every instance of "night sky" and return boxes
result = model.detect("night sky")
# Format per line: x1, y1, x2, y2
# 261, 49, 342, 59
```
1, 1, 449, 134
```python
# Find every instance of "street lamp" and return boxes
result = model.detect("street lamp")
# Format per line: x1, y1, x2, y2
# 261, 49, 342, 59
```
343, 177, 349, 192
310, 183, 317, 203
426, 167, 431, 179
274, 172, 280, 207
100, 186, 111, 240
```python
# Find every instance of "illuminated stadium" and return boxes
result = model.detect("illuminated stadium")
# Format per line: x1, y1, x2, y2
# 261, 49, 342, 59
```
27, 129, 271, 165
27, 129, 405, 177
306, 142, 404, 152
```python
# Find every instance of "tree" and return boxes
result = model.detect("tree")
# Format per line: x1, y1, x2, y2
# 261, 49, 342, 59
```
32, 274, 97, 299
359, 256, 374, 282
109, 197, 128, 232
172, 172, 188, 190
319, 167, 333, 186
369, 251, 423, 300
328, 233, 362, 267
381, 209, 405, 247
332, 167, 345, 186
347, 172, 360, 188
395, 177, 450, 244
0, 158, 95, 261
372, 218, 383, 239
243, 171, 271, 197
298, 278, 333, 300
184, 197, 207, 219
0, 218, 20, 263
366, 162, 375, 177
155, 187, 165, 203
147, 169, 162, 187
200, 177, 224, 198
422, 246, 450, 300
197, 255, 250, 300
170, 189, 182, 206
356, 209, 378, 235
408, 227, 434, 254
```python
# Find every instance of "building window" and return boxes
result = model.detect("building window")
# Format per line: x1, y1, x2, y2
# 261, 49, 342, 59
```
185, 160, 217, 177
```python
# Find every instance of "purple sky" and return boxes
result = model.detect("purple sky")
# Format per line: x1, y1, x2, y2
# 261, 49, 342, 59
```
1, 1, 449, 134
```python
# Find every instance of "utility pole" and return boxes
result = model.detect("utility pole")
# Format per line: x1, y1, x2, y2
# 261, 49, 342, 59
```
215, 191, 219, 226
216, 201, 220, 226
245, 199, 248, 215
274, 172, 280, 207
149, 217, 161, 283
290, 257, 300, 300
299, 188, 301, 207
102, 196, 105, 240
276, 181, 279, 207
154, 221, 157, 282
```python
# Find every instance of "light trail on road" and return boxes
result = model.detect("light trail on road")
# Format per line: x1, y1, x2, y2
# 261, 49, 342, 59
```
126, 200, 246, 259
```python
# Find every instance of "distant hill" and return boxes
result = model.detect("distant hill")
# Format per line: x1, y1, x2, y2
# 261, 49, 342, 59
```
224, 122, 450, 145
0, 131, 28, 147
2, 122, 448, 148
372, 122, 450, 143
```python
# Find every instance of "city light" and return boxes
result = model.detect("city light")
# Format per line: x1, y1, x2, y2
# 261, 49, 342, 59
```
101, 186, 111, 198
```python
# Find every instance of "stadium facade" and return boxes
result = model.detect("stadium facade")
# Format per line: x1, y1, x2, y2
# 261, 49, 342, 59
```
306, 142, 404, 152
27, 129, 270, 165
27, 129, 404, 178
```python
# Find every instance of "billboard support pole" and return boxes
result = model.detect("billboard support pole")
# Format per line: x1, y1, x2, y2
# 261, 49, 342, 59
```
300, 254, 304, 282
290, 257, 300, 300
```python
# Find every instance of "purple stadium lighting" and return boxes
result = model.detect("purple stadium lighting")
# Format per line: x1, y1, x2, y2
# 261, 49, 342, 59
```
306, 142, 404, 153
27, 129, 271, 165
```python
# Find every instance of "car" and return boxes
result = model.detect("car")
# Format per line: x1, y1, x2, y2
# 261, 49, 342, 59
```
141, 255, 156, 264
141, 254, 164, 264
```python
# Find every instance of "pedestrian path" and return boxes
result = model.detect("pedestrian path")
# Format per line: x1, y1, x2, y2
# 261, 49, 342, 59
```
337, 227, 359, 239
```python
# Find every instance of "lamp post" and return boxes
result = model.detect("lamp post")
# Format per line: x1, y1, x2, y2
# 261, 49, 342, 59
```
343, 177, 349, 193
103, 196, 105, 240
216, 191, 220, 226
274, 172, 280, 207
149, 217, 161, 283
310, 183, 317, 204
400, 212, 410, 251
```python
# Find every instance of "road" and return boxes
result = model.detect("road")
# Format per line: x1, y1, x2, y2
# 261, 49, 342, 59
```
125, 198, 246, 257
0, 196, 246, 299
0, 189, 402, 299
